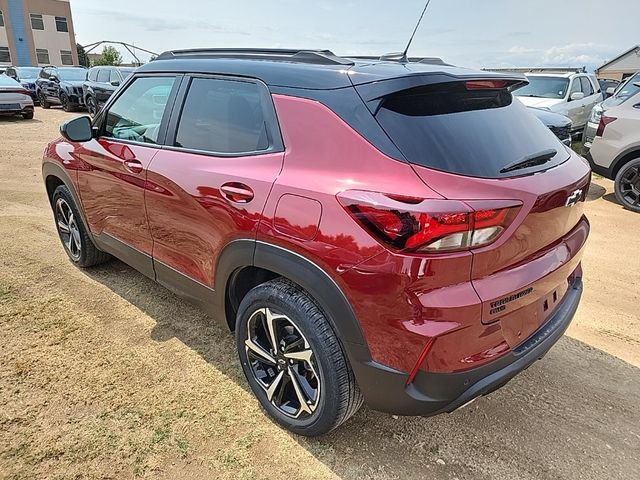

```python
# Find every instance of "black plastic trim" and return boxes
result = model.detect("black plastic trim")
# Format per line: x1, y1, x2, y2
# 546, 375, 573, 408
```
93, 232, 155, 279
353, 278, 583, 415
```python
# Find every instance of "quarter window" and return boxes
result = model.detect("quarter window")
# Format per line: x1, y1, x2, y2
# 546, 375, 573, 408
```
60, 50, 73, 65
103, 76, 176, 144
97, 69, 110, 83
109, 69, 121, 84
55, 16, 68, 32
30, 14, 44, 30
175, 77, 270, 154
36, 48, 50, 64
0, 47, 10, 63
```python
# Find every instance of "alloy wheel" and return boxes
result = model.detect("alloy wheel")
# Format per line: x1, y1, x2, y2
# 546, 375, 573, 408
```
618, 164, 640, 208
87, 96, 96, 116
244, 307, 320, 419
55, 198, 82, 260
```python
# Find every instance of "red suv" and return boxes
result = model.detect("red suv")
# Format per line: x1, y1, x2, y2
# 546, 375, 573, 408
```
43, 49, 590, 436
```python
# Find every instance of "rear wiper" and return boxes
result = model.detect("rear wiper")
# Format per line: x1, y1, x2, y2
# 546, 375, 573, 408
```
500, 149, 557, 174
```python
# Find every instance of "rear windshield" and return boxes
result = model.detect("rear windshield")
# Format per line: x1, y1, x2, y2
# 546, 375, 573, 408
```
375, 82, 568, 178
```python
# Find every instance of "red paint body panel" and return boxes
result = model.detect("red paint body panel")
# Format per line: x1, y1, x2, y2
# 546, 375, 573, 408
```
145, 149, 284, 287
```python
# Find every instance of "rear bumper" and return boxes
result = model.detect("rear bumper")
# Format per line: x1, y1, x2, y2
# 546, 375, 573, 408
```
351, 277, 583, 416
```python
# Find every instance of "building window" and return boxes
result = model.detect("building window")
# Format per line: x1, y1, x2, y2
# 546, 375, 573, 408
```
0, 47, 10, 63
0, 10, 5, 27
55, 16, 68, 32
36, 48, 50, 64
60, 50, 73, 65
30, 13, 44, 30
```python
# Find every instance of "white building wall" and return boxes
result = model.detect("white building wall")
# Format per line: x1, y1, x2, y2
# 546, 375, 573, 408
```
31, 13, 73, 65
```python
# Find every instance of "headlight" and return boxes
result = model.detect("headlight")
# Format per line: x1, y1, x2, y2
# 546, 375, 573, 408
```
589, 104, 603, 124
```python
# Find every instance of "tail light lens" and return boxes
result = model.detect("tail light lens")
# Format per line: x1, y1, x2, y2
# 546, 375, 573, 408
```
596, 115, 617, 137
338, 191, 521, 253
3, 88, 31, 96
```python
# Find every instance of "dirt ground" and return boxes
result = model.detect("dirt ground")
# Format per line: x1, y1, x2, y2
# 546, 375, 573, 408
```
1, 108, 639, 480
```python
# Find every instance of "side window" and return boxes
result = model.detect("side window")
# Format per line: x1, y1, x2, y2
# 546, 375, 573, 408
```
174, 77, 270, 154
97, 69, 110, 83
580, 77, 594, 96
109, 69, 121, 84
88, 69, 98, 82
103, 76, 176, 144
569, 77, 582, 97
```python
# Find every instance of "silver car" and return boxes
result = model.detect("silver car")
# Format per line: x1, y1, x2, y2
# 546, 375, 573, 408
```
583, 72, 640, 151
0, 75, 34, 119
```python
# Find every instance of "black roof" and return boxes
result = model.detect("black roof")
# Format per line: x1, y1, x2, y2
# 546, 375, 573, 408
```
139, 48, 525, 90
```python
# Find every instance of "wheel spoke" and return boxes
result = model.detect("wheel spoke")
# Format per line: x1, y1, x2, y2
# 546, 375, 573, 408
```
264, 307, 283, 354
265, 370, 284, 401
71, 228, 82, 252
288, 367, 313, 415
57, 220, 70, 233
245, 337, 276, 365
284, 349, 313, 363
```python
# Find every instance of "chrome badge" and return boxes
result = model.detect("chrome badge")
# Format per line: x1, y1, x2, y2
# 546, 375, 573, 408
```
565, 189, 583, 207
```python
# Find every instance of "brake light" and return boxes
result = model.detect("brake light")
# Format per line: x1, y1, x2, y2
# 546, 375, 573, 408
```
2, 88, 31, 96
337, 191, 521, 253
465, 80, 510, 90
596, 115, 617, 137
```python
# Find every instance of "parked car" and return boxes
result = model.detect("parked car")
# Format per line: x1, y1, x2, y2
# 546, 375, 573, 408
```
0, 74, 34, 119
4, 66, 42, 104
83, 66, 135, 116
598, 79, 620, 99
43, 48, 590, 436
514, 72, 602, 134
35, 66, 87, 111
528, 107, 572, 146
586, 90, 640, 212
583, 72, 640, 151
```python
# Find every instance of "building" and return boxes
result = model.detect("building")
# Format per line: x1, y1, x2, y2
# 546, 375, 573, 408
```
596, 45, 640, 81
0, 0, 78, 67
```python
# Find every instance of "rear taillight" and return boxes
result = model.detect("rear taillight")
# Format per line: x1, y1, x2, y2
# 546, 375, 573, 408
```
337, 191, 521, 253
2, 88, 30, 96
596, 115, 617, 137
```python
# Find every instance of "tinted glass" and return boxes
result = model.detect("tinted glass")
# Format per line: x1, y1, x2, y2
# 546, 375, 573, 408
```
96, 69, 110, 82
109, 69, 121, 83
375, 82, 567, 178
515, 76, 570, 99
57, 69, 87, 81
120, 68, 135, 79
580, 77, 594, 96
103, 76, 175, 144
615, 73, 640, 102
88, 68, 98, 82
175, 77, 269, 154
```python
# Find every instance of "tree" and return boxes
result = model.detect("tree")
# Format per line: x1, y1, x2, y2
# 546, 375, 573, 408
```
93, 46, 123, 66
76, 43, 90, 67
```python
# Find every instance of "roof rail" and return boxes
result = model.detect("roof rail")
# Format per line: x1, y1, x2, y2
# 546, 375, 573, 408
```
485, 67, 586, 74
155, 48, 354, 66
347, 55, 449, 66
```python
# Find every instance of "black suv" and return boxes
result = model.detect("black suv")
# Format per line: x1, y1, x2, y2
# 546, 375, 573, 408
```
36, 66, 87, 111
83, 66, 135, 116
4, 66, 42, 104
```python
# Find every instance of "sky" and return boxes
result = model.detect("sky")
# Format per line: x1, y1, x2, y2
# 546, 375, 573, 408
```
71, 0, 639, 71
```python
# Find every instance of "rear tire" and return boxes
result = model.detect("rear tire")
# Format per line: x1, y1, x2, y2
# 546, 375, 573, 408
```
86, 95, 97, 117
614, 158, 640, 213
236, 278, 362, 436
60, 93, 76, 112
22, 110, 34, 120
52, 185, 111, 267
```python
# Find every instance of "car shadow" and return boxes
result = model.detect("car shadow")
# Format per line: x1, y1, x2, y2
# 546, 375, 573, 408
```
82, 259, 640, 480
586, 181, 606, 201
0, 115, 43, 124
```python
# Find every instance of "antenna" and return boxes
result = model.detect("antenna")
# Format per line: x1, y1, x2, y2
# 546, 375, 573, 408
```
401, 0, 434, 62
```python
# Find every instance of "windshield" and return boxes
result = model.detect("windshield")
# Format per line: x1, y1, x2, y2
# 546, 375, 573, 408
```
514, 76, 570, 99
16, 67, 41, 79
58, 69, 87, 81
120, 68, 135, 79
614, 73, 640, 102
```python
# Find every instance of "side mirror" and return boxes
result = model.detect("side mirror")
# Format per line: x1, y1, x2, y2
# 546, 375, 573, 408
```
110, 80, 120, 87
60, 116, 93, 143
9, 74, 18, 80
606, 87, 616, 95
570, 92, 585, 101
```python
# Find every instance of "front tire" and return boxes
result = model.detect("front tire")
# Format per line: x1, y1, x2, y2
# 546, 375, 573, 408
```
39, 92, 50, 109
614, 159, 640, 213
60, 93, 76, 112
86, 95, 97, 117
52, 185, 111, 267
236, 278, 362, 436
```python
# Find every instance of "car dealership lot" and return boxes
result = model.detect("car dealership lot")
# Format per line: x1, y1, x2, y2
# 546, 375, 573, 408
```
1, 109, 639, 479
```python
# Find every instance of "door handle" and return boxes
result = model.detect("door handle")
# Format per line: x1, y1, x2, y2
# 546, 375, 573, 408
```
124, 159, 143, 174
220, 182, 254, 203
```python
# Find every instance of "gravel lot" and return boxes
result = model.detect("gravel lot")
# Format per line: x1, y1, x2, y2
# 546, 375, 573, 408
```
1, 108, 639, 479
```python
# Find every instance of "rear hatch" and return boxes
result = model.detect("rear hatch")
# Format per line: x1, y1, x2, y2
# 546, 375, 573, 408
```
360, 73, 590, 347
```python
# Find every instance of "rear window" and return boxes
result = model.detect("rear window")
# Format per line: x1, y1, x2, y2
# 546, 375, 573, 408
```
375, 82, 568, 178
